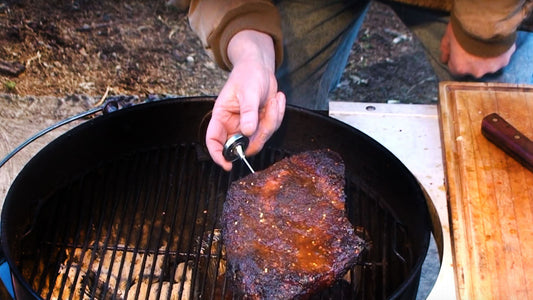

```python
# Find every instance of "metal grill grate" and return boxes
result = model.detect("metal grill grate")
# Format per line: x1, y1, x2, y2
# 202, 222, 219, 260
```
16, 143, 414, 299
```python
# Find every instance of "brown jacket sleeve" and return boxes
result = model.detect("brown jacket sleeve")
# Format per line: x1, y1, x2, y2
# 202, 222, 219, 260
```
188, 0, 283, 71
451, 0, 533, 57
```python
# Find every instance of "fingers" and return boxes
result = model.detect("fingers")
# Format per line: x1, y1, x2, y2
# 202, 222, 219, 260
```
205, 86, 241, 172
205, 117, 233, 171
274, 91, 286, 129
247, 91, 286, 155
447, 45, 515, 78
206, 92, 285, 172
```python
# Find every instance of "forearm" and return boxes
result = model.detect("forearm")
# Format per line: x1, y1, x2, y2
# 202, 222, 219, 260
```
188, 0, 283, 71
227, 30, 275, 72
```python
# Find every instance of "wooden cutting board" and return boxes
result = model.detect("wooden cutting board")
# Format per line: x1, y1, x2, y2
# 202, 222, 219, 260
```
439, 82, 533, 299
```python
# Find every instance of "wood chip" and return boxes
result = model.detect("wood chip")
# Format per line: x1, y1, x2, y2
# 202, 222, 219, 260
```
0, 60, 26, 77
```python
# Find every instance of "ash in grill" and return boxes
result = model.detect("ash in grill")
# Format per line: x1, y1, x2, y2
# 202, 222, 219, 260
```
44, 245, 195, 299
15, 144, 417, 299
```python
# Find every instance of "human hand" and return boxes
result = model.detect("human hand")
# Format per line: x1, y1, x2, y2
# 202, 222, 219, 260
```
440, 22, 515, 78
206, 30, 286, 171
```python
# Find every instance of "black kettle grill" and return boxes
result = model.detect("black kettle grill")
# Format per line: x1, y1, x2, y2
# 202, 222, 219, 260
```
0, 97, 437, 299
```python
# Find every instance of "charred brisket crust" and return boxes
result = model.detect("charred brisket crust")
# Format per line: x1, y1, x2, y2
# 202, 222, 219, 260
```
222, 149, 366, 299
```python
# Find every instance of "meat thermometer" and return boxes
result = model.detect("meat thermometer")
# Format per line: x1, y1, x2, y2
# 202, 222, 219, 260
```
223, 133, 255, 173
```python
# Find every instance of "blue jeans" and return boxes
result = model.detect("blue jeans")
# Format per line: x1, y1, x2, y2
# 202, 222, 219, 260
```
481, 31, 533, 84
275, 1, 371, 111
276, 1, 532, 111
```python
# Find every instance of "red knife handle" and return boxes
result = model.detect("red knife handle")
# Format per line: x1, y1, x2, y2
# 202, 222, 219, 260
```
481, 113, 533, 173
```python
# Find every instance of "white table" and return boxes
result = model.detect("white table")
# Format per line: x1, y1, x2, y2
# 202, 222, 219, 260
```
330, 101, 456, 300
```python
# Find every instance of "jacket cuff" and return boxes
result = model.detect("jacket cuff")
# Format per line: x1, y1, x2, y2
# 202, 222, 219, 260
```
450, 13, 516, 58
206, 2, 283, 71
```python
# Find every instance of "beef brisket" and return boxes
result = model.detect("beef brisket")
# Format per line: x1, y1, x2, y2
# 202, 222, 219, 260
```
222, 149, 366, 299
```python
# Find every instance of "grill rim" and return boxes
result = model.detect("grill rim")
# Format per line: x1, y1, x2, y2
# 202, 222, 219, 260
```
1, 97, 436, 299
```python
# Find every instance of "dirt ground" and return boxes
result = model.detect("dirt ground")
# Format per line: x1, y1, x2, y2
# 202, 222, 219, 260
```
0, 0, 438, 104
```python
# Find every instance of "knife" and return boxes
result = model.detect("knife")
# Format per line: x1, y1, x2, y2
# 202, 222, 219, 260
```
481, 113, 533, 173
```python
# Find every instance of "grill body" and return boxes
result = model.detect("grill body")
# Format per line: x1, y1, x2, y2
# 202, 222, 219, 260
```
1, 97, 434, 299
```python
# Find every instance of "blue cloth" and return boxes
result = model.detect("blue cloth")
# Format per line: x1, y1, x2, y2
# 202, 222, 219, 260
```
481, 31, 533, 84
275, 1, 371, 111
276, 1, 532, 111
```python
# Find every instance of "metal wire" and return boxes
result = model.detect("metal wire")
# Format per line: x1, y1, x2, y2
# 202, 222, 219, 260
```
17, 144, 415, 299
0, 106, 103, 169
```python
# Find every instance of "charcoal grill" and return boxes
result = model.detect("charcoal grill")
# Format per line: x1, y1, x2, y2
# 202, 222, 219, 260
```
0, 97, 433, 299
